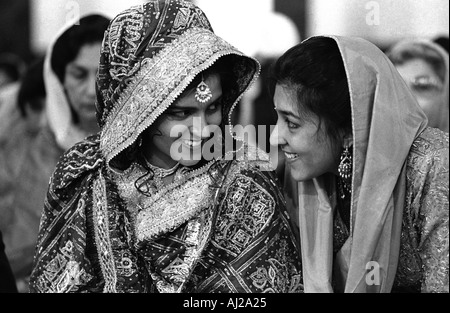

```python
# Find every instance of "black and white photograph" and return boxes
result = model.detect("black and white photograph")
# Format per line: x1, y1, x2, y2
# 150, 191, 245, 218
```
0, 0, 448, 304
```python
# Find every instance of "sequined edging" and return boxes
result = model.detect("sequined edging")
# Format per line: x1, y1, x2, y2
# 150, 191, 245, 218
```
134, 172, 215, 241
100, 27, 256, 164
92, 171, 118, 292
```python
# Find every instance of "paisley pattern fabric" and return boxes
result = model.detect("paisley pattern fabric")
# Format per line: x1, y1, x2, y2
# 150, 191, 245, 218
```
30, 136, 302, 293
333, 127, 449, 292
29, 0, 302, 293
95, 1, 257, 164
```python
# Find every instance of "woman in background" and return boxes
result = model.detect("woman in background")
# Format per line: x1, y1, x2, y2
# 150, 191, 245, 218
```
0, 14, 110, 292
387, 39, 449, 133
0, 230, 17, 293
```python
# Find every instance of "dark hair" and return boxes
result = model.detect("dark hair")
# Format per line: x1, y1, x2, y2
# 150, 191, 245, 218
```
0, 53, 24, 83
50, 14, 110, 83
17, 57, 46, 117
270, 37, 352, 145
434, 36, 449, 54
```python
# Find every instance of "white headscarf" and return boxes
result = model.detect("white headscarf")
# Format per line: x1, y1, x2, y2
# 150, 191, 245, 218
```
44, 14, 107, 150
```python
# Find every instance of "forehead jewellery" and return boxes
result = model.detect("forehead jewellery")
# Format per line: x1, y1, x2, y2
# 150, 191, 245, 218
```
195, 74, 213, 103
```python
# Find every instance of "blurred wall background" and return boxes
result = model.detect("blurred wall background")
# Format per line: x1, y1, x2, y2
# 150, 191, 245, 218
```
29, 0, 147, 54
0, 0, 448, 68
0, 0, 31, 62
306, 0, 449, 49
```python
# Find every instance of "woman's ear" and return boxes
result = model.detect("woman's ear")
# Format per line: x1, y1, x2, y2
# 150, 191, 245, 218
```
342, 132, 353, 148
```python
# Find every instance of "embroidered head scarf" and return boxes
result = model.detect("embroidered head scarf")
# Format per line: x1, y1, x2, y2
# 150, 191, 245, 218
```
387, 39, 449, 133
293, 36, 428, 292
95, 0, 260, 168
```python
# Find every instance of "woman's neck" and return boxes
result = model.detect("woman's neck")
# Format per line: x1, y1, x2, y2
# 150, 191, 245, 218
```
143, 151, 178, 170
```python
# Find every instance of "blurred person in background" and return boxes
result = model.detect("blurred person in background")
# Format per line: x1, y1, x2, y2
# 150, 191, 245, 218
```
0, 53, 27, 136
0, 53, 25, 90
387, 39, 449, 133
0, 14, 110, 292
0, 230, 17, 293
0, 57, 46, 144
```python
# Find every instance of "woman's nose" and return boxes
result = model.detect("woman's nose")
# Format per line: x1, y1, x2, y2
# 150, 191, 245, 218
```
269, 123, 287, 146
269, 124, 284, 146
85, 73, 97, 98
189, 115, 211, 139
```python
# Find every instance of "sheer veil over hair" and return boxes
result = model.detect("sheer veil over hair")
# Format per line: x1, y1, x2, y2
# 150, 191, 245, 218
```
291, 35, 429, 292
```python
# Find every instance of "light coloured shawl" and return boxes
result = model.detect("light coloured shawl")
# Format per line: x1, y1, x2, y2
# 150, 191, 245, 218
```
296, 35, 428, 293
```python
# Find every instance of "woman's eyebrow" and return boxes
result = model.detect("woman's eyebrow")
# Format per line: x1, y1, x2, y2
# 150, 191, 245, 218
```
167, 105, 193, 110
275, 108, 302, 120
170, 95, 223, 110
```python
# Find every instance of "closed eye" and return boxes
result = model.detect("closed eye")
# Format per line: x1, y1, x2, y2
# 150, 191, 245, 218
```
68, 67, 87, 80
411, 76, 443, 94
207, 102, 222, 113
165, 109, 192, 119
411, 82, 442, 93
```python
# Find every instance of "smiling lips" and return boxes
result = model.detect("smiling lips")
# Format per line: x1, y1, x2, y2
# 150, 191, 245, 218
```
283, 151, 299, 160
182, 139, 202, 148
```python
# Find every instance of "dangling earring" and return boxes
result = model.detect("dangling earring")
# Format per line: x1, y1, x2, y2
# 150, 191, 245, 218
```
338, 145, 352, 197
195, 75, 212, 103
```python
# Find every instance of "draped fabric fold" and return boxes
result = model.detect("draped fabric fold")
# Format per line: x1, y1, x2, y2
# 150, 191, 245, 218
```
30, 0, 303, 293
293, 35, 429, 292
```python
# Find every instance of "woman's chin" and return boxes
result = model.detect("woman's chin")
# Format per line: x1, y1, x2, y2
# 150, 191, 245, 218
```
178, 158, 202, 167
288, 167, 311, 182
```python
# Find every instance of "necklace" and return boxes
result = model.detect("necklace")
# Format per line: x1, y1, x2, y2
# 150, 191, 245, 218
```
146, 160, 179, 178
144, 157, 180, 190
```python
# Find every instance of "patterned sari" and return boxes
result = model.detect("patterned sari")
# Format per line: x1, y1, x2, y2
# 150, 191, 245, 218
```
29, 0, 302, 293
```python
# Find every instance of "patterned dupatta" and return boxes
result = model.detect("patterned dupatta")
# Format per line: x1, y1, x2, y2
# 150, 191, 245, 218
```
93, 0, 260, 292
31, 0, 302, 293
